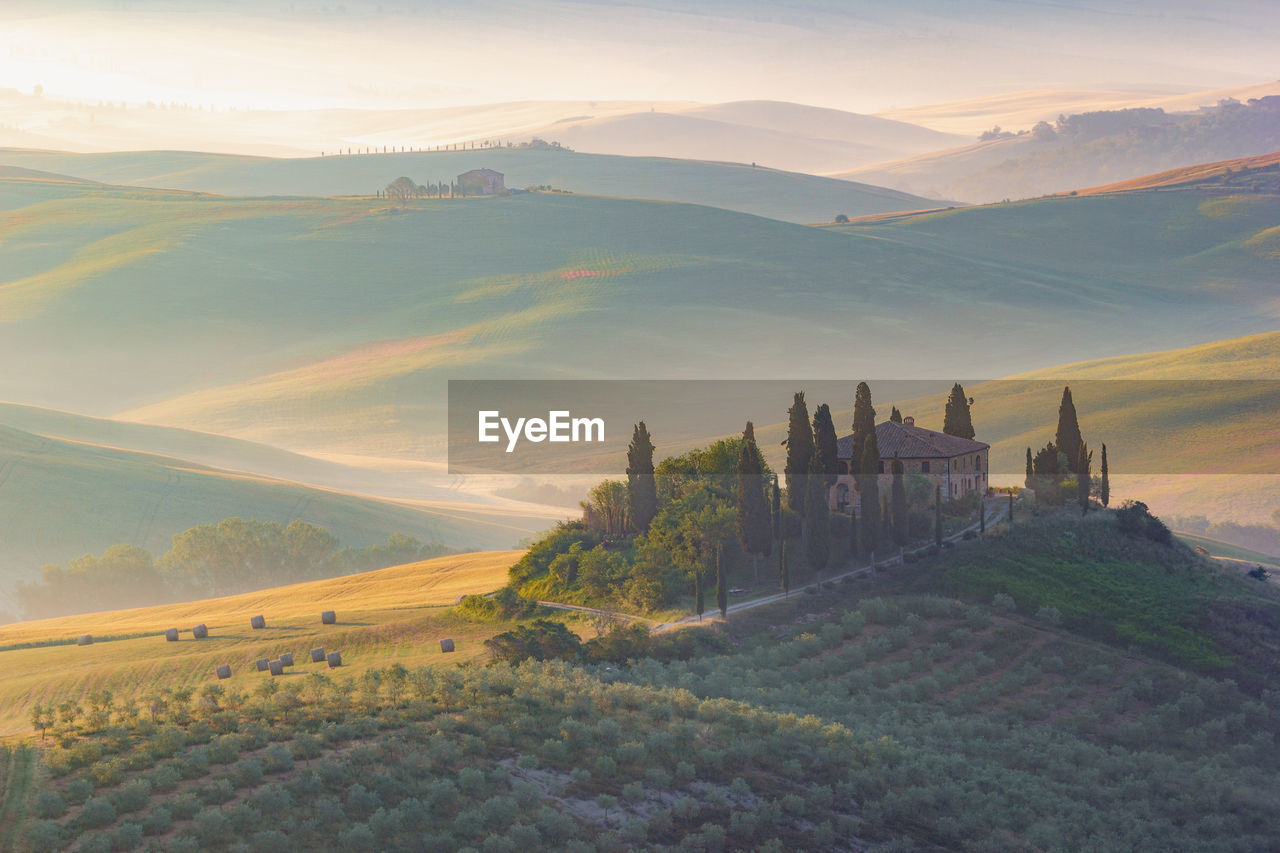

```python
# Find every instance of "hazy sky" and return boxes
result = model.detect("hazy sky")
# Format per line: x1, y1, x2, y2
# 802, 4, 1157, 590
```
3, 1, 1277, 112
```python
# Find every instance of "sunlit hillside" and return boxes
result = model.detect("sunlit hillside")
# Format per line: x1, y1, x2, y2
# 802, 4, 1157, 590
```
2, 171, 1275, 467
0, 550, 519, 736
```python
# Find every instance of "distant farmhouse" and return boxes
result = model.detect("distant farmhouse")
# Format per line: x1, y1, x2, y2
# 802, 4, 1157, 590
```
831, 417, 989, 511
457, 168, 505, 195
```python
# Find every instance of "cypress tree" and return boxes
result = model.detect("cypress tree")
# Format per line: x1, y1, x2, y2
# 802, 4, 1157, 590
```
889, 406, 903, 424
942, 383, 976, 439
626, 423, 657, 533
812, 404, 839, 485
695, 568, 704, 621
784, 393, 814, 515
805, 456, 830, 573
780, 538, 790, 598
891, 454, 908, 547
737, 422, 772, 584
858, 435, 881, 557
1100, 443, 1110, 507
716, 545, 727, 618
935, 485, 943, 549
1077, 442, 1092, 514
771, 475, 781, 542
1055, 386, 1083, 474
850, 382, 877, 469
1025, 447, 1035, 490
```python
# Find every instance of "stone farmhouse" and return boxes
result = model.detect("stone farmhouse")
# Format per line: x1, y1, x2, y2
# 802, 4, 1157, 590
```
830, 417, 989, 512
456, 168, 505, 195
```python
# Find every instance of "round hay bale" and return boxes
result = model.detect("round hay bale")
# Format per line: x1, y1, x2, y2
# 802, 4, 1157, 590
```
326, 651, 342, 668
439, 638, 455, 653
77, 634, 94, 646
321, 610, 336, 625
268, 659, 284, 676
215, 665, 232, 680
164, 628, 179, 642
280, 652, 294, 667
192, 624, 209, 639
250, 615, 266, 630
256, 658, 270, 672
310, 647, 325, 663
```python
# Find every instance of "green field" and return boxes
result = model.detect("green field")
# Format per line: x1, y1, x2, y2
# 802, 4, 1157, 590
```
0, 147, 940, 225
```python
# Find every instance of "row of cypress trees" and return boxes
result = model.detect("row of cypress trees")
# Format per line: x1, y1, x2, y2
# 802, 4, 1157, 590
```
623, 382, 981, 617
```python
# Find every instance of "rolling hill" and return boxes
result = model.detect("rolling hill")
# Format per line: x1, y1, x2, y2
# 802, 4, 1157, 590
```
2, 166, 1276, 469
844, 97, 1280, 203
512, 101, 966, 174
0, 146, 941, 225
0, 422, 555, 607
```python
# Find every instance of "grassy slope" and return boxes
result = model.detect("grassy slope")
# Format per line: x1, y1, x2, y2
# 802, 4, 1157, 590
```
3, 175, 1276, 462
0, 423, 547, 600
0, 551, 519, 736
0, 147, 940, 225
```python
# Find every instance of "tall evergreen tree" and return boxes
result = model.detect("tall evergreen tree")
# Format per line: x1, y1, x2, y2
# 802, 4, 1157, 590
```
715, 545, 727, 618
889, 406, 903, 424
1099, 444, 1110, 507
858, 440, 881, 556
694, 568, 704, 621
784, 393, 814, 514
771, 475, 781, 542
1025, 447, 1035, 490
805, 456, 830, 573
1077, 442, 1092, 514
891, 454, 908, 547
942, 383, 976, 439
780, 538, 790, 598
626, 422, 657, 533
737, 423, 772, 584
850, 382, 877, 471
812, 404, 839, 485
1055, 386, 1083, 474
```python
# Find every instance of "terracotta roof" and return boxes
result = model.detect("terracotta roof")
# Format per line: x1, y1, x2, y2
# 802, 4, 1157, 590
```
836, 420, 988, 460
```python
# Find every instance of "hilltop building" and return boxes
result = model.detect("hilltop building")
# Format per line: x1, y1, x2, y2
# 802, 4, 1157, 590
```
456, 168, 505, 195
831, 417, 989, 511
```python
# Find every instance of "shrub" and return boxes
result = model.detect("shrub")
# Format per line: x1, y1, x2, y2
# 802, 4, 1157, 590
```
25, 821, 63, 853
111, 822, 143, 852
456, 587, 537, 622
80, 795, 118, 828
992, 593, 1016, 613
110, 778, 151, 814
33, 790, 66, 819
141, 805, 172, 836
1035, 606, 1063, 626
